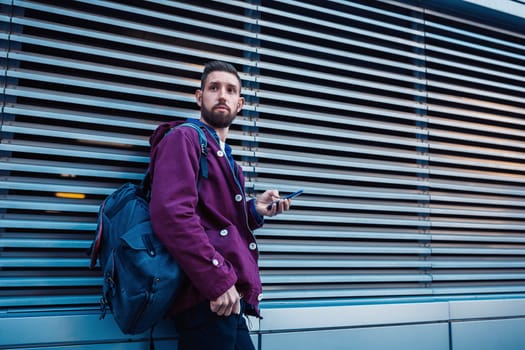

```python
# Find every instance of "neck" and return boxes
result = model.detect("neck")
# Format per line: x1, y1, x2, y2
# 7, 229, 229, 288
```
199, 118, 229, 142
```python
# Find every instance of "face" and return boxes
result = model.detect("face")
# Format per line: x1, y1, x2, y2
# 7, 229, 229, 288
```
195, 71, 244, 129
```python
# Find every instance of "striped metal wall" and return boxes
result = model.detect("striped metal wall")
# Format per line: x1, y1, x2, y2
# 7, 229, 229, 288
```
1, 0, 525, 319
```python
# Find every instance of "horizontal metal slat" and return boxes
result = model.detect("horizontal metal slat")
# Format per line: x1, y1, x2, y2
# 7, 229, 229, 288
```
432, 273, 525, 281
258, 227, 430, 241
425, 35, 525, 70
0, 158, 142, 180
427, 67, 524, 93
256, 60, 423, 91
278, 199, 431, 214
264, 212, 430, 227
0, 139, 149, 163
429, 154, 525, 173
262, 287, 430, 299
431, 247, 525, 255
430, 219, 525, 230
428, 179, 525, 196
424, 16, 525, 52
431, 206, 524, 219
250, 182, 428, 201
4, 86, 181, 116
254, 108, 425, 135
265, 0, 423, 44
145, 0, 258, 27
4, 104, 162, 130
0, 295, 99, 308
257, 18, 423, 61
429, 113, 525, 135
9, 51, 199, 86
431, 233, 525, 244
1, 277, 100, 287
429, 142, 525, 162
42, 0, 258, 38
257, 76, 424, 107
259, 258, 432, 269
260, 242, 430, 255
428, 92, 525, 116
255, 154, 425, 175
261, 273, 432, 284
257, 46, 423, 76
256, 90, 422, 116
11, 14, 256, 55
0, 214, 95, 231
0, 195, 98, 213
0, 176, 118, 196
431, 260, 525, 268
427, 79, 525, 106
0, 258, 89, 268
255, 134, 427, 159
429, 167, 525, 184
2, 121, 148, 146
6, 33, 252, 76
6, 68, 196, 99
255, 166, 426, 188
426, 54, 523, 84
430, 285, 525, 295
0, 237, 90, 249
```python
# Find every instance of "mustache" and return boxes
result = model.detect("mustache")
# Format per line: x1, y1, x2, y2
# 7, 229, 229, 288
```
213, 104, 230, 111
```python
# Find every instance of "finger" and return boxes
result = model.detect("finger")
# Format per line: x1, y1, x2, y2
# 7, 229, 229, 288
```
217, 303, 228, 316
210, 300, 219, 313
233, 299, 241, 315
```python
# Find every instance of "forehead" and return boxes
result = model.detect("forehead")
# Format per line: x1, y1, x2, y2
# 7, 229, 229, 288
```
203, 71, 241, 88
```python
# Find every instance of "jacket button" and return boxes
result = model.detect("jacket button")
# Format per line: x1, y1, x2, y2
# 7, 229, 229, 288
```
220, 229, 228, 236
212, 258, 220, 266
217, 150, 224, 157
235, 194, 243, 202
249, 242, 257, 250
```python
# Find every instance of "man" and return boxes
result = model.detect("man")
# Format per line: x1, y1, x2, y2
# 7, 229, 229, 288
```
149, 61, 292, 350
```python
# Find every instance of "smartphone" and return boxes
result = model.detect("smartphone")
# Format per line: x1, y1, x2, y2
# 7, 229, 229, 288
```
266, 189, 303, 209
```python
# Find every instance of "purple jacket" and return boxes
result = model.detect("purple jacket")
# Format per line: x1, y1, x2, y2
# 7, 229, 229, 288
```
149, 119, 264, 317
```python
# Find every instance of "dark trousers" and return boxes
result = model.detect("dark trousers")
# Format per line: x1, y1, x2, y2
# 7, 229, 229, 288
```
174, 301, 256, 350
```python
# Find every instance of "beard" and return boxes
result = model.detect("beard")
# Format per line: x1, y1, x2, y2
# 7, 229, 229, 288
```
200, 104, 237, 129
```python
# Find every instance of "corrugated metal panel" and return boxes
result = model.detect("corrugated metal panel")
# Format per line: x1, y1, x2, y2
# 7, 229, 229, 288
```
0, 0, 260, 310
0, 0, 524, 313
421, 1, 525, 297
253, 0, 432, 300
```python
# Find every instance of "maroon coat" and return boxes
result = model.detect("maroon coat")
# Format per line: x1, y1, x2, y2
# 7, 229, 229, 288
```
149, 119, 263, 317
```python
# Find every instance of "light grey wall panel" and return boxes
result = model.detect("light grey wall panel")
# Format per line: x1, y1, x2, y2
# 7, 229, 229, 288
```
451, 318, 525, 350
259, 302, 449, 331
0, 313, 177, 349
260, 322, 449, 350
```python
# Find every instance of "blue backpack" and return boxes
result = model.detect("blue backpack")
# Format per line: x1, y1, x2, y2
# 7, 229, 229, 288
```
89, 122, 208, 335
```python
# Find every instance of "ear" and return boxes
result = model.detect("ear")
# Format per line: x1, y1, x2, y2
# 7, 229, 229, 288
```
195, 89, 203, 107
236, 96, 245, 113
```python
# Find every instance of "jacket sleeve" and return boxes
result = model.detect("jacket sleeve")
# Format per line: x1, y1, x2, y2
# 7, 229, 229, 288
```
149, 127, 237, 301
247, 198, 264, 230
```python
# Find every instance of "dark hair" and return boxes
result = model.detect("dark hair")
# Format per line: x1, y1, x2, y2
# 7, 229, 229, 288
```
200, 60, 242, 90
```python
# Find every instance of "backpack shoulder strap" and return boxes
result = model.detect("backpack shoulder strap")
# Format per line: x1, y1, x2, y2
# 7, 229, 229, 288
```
143, 122, 209, 195
177, 122, 208, 179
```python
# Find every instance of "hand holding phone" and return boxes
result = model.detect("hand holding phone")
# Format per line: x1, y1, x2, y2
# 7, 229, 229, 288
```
266, 189, 303, 210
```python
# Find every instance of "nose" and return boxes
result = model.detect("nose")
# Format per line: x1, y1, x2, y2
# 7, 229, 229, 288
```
217, 87, 227, 100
